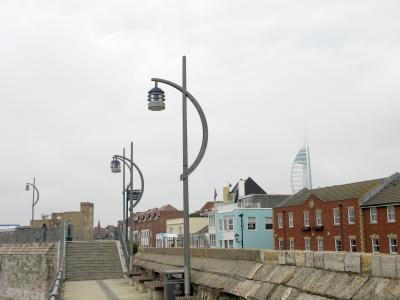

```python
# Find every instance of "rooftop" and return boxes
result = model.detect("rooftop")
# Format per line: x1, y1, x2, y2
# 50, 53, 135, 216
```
277, 178, 383, 207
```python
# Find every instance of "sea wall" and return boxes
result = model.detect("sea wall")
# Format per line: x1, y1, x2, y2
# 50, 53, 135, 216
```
0, 243, 57, 300
134, 247, 400, 299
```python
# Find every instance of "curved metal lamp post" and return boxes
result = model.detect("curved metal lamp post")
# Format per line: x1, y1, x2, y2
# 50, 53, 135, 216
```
110, 142, 144, 271
147, 56, 208, 296
25, 178, 39, 224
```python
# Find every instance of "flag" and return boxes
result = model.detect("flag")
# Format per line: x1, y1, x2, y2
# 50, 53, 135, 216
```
214, 188, 217, 201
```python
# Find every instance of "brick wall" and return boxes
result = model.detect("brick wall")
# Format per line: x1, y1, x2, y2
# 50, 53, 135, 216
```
363, 205, 400, 254
273, 195, 361, 252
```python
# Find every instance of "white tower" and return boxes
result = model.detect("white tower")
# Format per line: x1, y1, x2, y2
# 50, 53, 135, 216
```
290, 144, 312, 193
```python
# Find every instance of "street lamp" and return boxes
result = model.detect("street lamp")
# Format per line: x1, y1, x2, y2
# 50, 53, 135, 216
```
110, 141, 144, 271
147, 56, 208, 296
234, 213, 244, 249
25, 178, 39, 224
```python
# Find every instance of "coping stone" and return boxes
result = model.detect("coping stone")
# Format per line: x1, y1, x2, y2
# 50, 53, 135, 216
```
380, 255, 397, 279
361, 253, 372, 276
295, 251, 306, 267
305, 252, 314, 268
371, 255, 381, 277
344, 253, 361, 274
286, 251, 296, 265
278, 251, 286, 265
314, 252, 324, 269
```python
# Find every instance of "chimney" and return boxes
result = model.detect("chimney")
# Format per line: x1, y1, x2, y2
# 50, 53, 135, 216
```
223, 186, 230, 202
238, 179, 245, 198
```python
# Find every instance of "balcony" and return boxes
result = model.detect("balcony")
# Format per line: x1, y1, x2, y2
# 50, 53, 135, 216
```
302, 226, 311, 232
314, 225, 324, 231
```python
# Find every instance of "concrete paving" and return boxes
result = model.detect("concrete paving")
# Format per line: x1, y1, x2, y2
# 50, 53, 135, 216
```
63, 279, 149, 300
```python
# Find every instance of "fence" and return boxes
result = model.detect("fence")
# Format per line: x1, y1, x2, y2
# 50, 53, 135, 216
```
48, 222, 66, 300
0, 227, 63, 244
154, 233, 210, 248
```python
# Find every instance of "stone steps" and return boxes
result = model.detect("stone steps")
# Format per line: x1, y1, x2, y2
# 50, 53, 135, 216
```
65, 241, 123, 281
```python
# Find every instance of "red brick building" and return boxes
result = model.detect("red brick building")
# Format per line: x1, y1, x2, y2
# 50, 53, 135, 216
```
132, 205, 182, 247
360, 173, 400, 254
274, 172, 400, 254
273, 179, 383, 252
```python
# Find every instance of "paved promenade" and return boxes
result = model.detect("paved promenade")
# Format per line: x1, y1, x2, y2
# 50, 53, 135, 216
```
63, 279, 149, 300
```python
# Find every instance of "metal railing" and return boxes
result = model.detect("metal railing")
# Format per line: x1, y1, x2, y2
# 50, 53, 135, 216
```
48, 222, 67, 300
155, 233, 210, 248
117, 226, 129, 271
0, 227, 63, 244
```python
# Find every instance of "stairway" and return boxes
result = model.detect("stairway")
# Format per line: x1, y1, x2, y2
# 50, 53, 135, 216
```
65, 241, 123, 281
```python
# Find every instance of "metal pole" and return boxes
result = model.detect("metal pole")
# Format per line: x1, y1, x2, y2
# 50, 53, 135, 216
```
182, 56, 191, 296
129, 141, 134, 271
123, 148, 126, 240
241, 215, 244, 249
32, 177, 35, 223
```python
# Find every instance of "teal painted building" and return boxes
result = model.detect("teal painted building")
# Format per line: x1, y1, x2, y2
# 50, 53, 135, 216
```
208, 194, 290, 249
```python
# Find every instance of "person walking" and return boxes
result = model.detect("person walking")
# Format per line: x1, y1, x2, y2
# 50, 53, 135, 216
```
41, 223, 48, 242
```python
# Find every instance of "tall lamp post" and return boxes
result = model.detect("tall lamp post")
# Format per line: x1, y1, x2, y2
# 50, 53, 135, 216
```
25, 178, 39, 224
147, 56, 208, 296
234, 213, 244, 249
110, 141, 144, 271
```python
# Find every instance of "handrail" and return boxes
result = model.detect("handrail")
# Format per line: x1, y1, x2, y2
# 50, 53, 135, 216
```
118, 226, 129, 271
48, 221, 67, 300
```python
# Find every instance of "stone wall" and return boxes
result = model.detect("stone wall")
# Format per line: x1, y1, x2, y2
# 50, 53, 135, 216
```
134, 248, 400, 299
0, 243, 57, 300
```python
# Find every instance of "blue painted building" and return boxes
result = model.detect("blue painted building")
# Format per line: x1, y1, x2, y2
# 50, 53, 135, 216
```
208, 188, 290, 249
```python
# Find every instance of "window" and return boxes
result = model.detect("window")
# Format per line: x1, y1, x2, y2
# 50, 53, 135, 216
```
333, 208, 340, 225
228, 240, 234, 249
289, 239, 295, 251
289, 239, 294, 251
224, 240, 228, 248
317, 239, 324, 251
372, 238, 379, 253
209, 234, 216, 247
348, 207, 355, 224
303, 211, 310, 227
278, 214, 283, 229
370, 207, 377, 223
209, 214, 215, 228
349, 238, 357, 252
219, 240, 223, 248
248, 217, 256, 230
316, 210, 322, 226
389, 238, 398, 254
228, 218, 234, 231
223, 217, 234, 232
219, 219, 223, 232
387, 206, 396, 222
288, 212, 294, 228
265, 217, 273, 230
304, 238, 311, 251
278, 239, 285, 250
335, 239, 342, 251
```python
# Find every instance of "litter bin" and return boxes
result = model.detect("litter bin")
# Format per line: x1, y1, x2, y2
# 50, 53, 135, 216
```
164, 270, 184, 300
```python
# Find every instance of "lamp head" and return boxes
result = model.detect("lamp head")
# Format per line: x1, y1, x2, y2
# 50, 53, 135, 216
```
110, 158, 121, 173
25, 184, 30, 191
148, 83, 165, 111
234, 233, 239, 242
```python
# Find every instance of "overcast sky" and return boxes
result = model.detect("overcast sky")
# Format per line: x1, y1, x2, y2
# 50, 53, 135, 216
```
1, 1, 399, 226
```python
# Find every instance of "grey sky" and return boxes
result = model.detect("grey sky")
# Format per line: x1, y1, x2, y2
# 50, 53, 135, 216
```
1, 1, 399, 226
